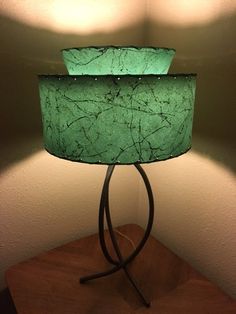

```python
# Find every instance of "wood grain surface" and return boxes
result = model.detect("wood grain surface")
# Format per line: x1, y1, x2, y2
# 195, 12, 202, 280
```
6, 224, 236, 313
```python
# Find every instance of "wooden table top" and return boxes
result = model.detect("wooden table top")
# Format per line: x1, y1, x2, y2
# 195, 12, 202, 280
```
6, 224, 236, 313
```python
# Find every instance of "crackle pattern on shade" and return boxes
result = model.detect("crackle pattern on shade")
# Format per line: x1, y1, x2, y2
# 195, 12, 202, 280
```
38, 75, 196, 164
62, 47, 175, 75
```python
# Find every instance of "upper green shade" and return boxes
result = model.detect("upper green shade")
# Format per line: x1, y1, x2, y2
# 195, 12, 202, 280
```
38, 74, 196, 164
62, 46, 175, 75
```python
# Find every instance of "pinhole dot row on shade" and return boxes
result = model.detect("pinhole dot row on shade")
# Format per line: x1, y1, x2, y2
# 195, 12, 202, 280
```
42, 75, 194, 81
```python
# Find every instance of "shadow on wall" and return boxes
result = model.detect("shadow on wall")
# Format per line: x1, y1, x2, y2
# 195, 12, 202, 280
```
0, 13, 235, 173
0, 289, 16, 314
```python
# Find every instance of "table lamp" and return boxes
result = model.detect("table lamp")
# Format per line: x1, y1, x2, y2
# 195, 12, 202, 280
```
38, 46, 196, 307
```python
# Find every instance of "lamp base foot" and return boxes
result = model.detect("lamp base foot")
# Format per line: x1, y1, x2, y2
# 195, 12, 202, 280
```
80, 263, 151, 307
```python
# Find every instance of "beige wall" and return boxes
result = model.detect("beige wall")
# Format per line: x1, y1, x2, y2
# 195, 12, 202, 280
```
138, 151, 236, 298
1, 0, 236, 300
138, 0, 236, 298
0, 147, 139, 291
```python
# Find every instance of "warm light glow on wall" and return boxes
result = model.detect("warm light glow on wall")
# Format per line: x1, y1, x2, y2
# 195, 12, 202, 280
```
0, 0, 144, 34
149, 0, 236, 26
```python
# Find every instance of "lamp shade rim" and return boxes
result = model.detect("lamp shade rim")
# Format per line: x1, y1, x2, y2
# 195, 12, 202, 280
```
61, 46, 176, 52
44, 146, 192, 165
38, 73, 197, 79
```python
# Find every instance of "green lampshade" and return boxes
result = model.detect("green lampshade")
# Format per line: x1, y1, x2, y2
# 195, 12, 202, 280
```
38, 47, 196, 305
38, 73, 196, 164
62, 46, 175, 75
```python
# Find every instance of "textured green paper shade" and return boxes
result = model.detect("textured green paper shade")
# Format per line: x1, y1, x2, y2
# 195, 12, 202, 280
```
39, 75, 196, 164
62, 47, 175, 75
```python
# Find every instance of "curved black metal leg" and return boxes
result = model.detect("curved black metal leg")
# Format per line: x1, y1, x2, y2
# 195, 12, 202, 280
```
80, 164, 154, 307
98, 165, 118, 266
103, 166, 151, 306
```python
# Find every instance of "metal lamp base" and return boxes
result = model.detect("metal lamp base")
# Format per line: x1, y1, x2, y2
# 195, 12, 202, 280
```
80, 164, 154, 307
